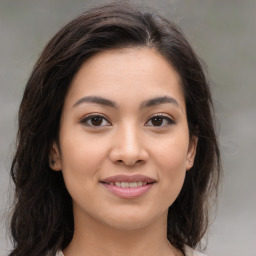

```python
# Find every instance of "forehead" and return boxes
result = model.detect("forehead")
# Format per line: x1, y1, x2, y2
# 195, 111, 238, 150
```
66, 47, 185, 110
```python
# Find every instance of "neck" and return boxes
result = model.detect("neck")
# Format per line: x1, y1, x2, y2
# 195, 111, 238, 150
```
63, 211, 182, 256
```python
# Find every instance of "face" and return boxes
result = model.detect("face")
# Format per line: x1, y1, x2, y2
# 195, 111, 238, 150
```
51, 47, 197, 231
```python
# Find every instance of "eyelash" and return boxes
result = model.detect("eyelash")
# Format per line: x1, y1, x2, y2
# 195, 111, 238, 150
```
145, 113, 175, 127
80, 113, 175, 128
80, 113, 111, 127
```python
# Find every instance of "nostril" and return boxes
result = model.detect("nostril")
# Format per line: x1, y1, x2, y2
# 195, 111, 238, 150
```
114, 159, 144, 167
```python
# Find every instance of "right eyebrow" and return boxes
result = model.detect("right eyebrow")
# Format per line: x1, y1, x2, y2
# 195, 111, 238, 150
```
73, 96, 118, 108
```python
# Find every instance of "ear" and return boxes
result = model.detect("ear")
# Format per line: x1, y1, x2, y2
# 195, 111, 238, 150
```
186, 135, 198, 171
49, 142, 62, 171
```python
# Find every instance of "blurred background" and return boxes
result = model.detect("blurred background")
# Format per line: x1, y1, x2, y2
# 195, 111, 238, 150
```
0, 0, 255, 255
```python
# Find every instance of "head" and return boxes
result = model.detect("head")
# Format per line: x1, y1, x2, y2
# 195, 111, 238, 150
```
10, 2, 221, 255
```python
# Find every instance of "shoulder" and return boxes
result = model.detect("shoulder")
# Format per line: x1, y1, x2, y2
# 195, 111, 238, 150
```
184, 246, 208, 256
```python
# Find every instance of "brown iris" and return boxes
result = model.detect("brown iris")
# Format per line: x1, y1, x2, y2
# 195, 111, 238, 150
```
151, 116, 164, 126
91, 116, 103, 126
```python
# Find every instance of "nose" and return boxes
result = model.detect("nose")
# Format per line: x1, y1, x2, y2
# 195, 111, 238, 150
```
109, 124, 149, 167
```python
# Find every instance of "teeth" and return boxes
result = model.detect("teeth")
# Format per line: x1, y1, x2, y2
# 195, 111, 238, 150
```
129, 182, 137, 188
115, 182, 121, 187
121, 182, 129, 188
113, 181, 146, 188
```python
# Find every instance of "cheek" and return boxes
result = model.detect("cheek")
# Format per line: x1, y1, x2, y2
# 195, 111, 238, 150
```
59, 129, 109, 189
152, 134, 189, 201
59, 135, 107, 207
155, 134, 189, 172
60, 126, 108, 167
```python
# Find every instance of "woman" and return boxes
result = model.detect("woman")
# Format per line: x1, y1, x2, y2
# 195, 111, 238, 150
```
9, 2, 221, 256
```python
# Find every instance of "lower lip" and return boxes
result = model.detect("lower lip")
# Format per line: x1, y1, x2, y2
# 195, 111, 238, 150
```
101, 183, 154, 198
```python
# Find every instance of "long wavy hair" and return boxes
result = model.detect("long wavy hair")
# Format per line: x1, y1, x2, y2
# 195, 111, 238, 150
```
9, 2, 221, 256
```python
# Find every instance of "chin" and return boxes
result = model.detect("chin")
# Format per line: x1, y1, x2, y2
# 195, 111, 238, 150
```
100, 208, 166, 231
106, 218, 152, 231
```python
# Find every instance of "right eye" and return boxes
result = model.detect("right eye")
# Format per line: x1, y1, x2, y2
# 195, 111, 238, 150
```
80, 114, 111, 127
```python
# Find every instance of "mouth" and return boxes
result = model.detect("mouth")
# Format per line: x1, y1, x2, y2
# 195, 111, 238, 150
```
101, 181, 154, 188
100, 174, 156, 198
100, 174, 156, 187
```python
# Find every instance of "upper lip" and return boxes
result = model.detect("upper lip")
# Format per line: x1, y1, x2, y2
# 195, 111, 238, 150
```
101, 174, 156, 184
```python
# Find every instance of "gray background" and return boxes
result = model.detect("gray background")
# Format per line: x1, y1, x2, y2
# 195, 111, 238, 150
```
0, 0, 255, 255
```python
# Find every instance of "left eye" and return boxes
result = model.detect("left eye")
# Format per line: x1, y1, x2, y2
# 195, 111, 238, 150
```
81, 114, 111, 127
145, 115, 174, 127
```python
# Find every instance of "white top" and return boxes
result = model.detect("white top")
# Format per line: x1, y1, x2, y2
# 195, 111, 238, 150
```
56, 246, 207, 256
184, 246, 207, 256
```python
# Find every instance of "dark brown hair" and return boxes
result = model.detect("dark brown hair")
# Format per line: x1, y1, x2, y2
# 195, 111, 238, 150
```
9, 2, 221, 255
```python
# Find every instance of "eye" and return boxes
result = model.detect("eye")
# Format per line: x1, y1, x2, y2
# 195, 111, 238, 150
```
145, 114, 175, 127
80, 114, 111, 127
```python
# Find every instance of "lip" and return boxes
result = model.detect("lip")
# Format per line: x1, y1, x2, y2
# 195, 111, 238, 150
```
100, 174, 156, 199
102, 183, 154, 198
101, 174, 156, 183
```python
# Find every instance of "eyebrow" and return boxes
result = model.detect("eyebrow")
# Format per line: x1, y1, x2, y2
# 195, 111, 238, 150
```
73, 96, 117, 108
73, 95, 179, 109
141, 96, 179, 108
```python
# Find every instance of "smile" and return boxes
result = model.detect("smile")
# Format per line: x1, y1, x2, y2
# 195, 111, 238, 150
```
106, 181, 147, 188
100, 175, 156, 198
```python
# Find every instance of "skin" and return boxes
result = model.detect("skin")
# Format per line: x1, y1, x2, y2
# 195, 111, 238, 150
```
51, 47, 197, 256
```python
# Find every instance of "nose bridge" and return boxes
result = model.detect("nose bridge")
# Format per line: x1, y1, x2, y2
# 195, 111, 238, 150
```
121, 121, 140, 149
109, 120, 148, 166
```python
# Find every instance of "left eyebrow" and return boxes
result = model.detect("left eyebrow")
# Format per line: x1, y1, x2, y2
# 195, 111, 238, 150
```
140, 96, 180, 109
